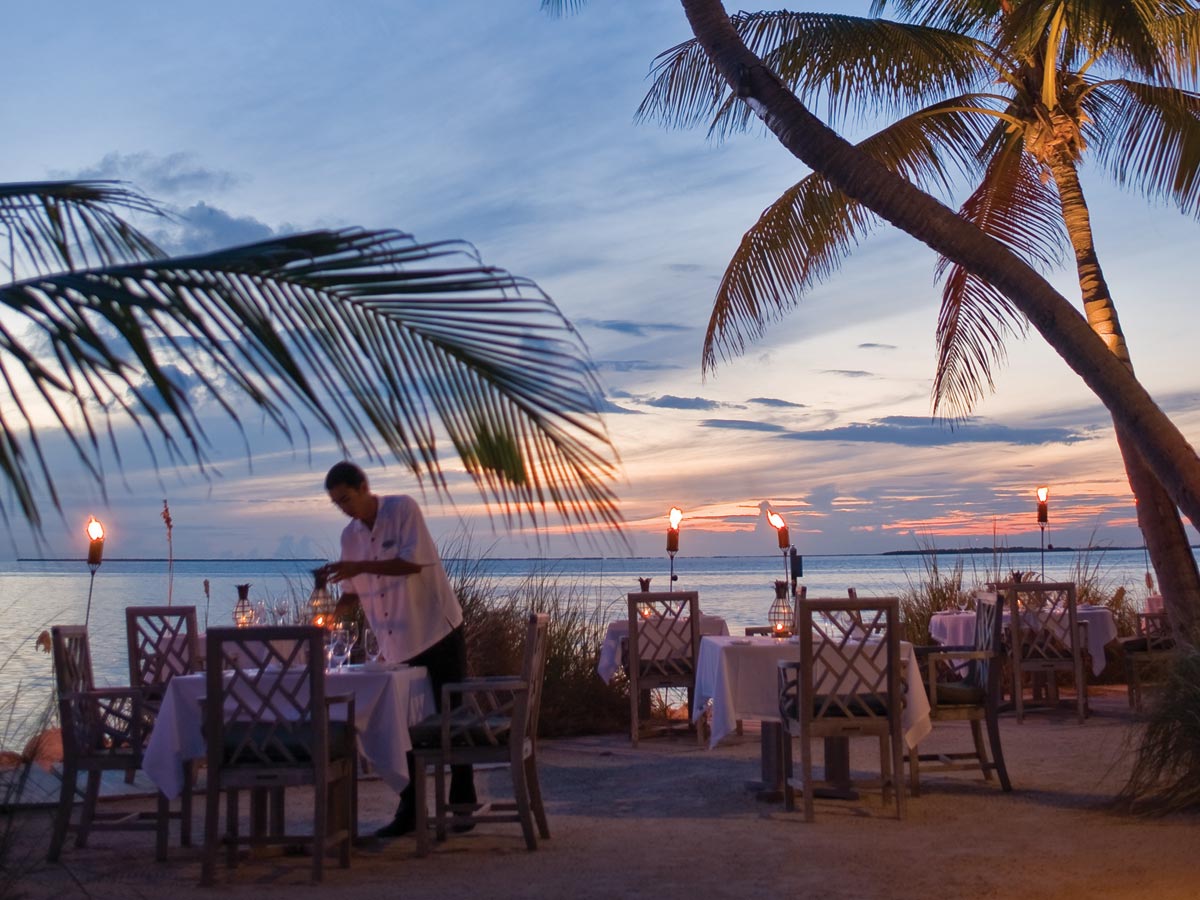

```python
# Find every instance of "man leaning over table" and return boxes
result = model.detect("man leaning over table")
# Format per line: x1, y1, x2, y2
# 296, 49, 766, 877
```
320, 460, 477, 839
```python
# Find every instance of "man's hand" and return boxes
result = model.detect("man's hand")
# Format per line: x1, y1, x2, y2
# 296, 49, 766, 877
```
322, 560, 360, 584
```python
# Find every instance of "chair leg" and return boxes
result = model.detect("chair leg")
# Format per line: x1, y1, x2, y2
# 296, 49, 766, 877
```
781, 730, 795, 812
47, 761, 77, 862
799, 732, 815, 822
433, 759, 448, 843
510, 755, 537, 851
890, 732, 905, 820
879, 735, 892, 807
1127, 656, 1141, 710
76, 771, 102, 848
155, 792, 169, 862
200, 780, 221, 886
338, 776, 352, 868
986, 709, 1012, 792
969, 720, 992, 782
225, 789, 239, 871
312, 778, 327, 884
525, 754, 550, 839
180, 761, 193, 847
413, 755, 431, 857
907, 744, 920, 798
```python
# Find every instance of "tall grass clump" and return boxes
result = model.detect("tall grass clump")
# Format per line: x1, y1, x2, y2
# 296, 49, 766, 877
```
899, 539, 971, 645
444, 544, 626, 737
1116, 648, 1200, 815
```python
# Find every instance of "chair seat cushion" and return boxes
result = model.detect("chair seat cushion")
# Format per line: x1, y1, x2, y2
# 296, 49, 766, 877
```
220, 721, 353, 764
410, 711, 513, 749
931, 681, 986, 706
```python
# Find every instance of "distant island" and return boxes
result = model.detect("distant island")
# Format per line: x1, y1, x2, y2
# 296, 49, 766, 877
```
877, 545, 1169, 555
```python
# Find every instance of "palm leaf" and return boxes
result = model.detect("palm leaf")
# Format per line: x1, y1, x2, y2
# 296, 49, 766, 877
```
1086, 78, 1200, 215
637, 12, 992, 137
703, 98, 996, 373
932, 146, 1067, 418
0, 181, 164, 278
1, 222, 620, 535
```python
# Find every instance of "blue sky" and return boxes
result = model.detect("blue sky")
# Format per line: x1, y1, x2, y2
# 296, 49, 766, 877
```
4, 1, 1199, 561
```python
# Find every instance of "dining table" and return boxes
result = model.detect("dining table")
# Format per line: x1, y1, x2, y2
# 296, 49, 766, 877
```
596, 614, 729, 684
691, 634, 931, 800
142, 663, 436, 799
928, 604, 1118, 676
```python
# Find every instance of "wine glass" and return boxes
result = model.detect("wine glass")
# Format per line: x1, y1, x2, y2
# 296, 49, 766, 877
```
957, 595, 969, 613
327, 628, 352, 670
362, 626, 382, 665
273, 598, 291, 625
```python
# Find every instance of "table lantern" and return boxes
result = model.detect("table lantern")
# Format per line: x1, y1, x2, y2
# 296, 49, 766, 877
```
768, 580, 793, 636
308, 568, 336, 627
233, 583, 253, 627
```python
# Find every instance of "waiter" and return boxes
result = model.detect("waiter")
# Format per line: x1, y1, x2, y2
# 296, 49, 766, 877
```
321, 460, 476, 838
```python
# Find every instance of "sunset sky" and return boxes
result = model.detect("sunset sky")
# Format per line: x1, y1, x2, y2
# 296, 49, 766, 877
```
4, 1, 1199, 562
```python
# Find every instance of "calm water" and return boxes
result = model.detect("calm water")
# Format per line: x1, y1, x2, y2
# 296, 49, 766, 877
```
0, 548, 1166, 748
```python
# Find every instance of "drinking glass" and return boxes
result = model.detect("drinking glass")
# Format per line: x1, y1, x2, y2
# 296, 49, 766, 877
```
327, 628, 352, 670
273, 598, 291, 625
957, 596, 968, 613
363, 626, 382, 664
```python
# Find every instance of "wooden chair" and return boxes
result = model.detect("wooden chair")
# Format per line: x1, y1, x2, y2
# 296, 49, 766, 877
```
907, 591, 1012, 795
1121, 612, 1177, 711
125, 605, 200, 839
998, 581, 1088, 722
626, 591, 701, 746
201, 626, 355, 885
411, 612, 551, 857
48, 625, 174, 861
777, 597, 905, 821
746, 586, 807, 635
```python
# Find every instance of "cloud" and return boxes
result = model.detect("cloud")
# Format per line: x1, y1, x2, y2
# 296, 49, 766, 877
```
858, 342, 897, 351
749, 397, 805, 408
577, 318, 692, 338
646, 395, 725, 411
153, 202, 278, 255
65, 151, 240, 197
823, 369, 876, 379
597, 360, 682, 373
700, 419, 789, 432
779, 414, 1085, 447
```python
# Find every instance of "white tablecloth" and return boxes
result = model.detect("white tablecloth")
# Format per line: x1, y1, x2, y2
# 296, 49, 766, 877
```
928, 606, 1118, 676
143, 664, 435, 799
596, 615, 729, 684
691, 635, 932, 750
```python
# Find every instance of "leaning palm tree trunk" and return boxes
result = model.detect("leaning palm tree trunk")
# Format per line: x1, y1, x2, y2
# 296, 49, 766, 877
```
679, 0, 1200, 643
1050, 153, 1200, 642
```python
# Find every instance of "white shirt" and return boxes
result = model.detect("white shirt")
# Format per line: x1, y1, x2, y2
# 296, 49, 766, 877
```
338, 494, 462, 663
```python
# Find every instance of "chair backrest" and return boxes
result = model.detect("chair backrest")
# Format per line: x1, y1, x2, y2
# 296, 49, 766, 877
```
51, 625, 139, 761
965, 591, 1005, 692
790, 597, 901, 726
997, 581, 1079, 663
204, 626, 328, 769
626, 591, 701, 678
51, 625, 95, 698
1136, 611, 1175, 650
519, 613, 551, 741
126, 606, 200, 703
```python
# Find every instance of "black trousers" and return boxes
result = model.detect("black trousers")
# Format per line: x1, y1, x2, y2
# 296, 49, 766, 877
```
398, 625, 476, 817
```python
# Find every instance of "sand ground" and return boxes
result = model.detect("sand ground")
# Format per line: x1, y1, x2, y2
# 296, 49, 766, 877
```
4, 686, 1196, 899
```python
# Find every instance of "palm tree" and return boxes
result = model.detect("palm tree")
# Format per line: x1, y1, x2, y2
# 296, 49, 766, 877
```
0, 181, 621, 538
640, 1, 1200, 634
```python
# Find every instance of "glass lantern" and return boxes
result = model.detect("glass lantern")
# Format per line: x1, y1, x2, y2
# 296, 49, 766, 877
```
233, 583, 253, 627
768, 580, 793, 636
308, 568, 336, 627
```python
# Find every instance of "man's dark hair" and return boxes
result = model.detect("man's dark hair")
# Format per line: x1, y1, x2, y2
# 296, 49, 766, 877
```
324, 461, 367, 491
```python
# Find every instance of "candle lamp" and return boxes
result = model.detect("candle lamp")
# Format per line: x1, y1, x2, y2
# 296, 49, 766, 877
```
666, 506, 683, 590
233, 583, 254, 628
308, 568, 336, 627
768, 580, 793, 636
83, 517, 105, 627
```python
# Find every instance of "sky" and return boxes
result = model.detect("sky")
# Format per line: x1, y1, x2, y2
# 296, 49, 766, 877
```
3, 0, 1199, 562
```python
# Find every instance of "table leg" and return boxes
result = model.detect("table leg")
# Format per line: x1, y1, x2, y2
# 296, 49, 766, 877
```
814, 737, 859, 800
744, 721, 785, 802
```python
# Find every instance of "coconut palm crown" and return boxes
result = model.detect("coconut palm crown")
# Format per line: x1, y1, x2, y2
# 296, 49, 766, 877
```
638, 1, 1200, 418
0, 181, 621, 536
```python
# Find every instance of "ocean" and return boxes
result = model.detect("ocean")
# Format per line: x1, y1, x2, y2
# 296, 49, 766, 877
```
0, 547, 1165, 748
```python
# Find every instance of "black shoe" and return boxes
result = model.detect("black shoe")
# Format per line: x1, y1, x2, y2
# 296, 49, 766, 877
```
452, 803, 482, 833
374, 815, 416, 839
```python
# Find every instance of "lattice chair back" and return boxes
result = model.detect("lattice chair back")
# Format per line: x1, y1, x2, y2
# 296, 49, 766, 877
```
1007, 582, 1079, 662
777, 597, 904, 820
201, 625, 354, 885
966, 591, 1005, 692
52, 625, 141, 760
126, 606, 200, 712
627, 591, 701, 679
1138, 612, 1175, 650
521, 612, 552, 744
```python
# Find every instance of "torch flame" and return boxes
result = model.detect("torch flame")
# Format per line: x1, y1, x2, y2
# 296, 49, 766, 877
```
86, 517, 105, 542
668, 507, 683, 530
1036, 485, 1049, 503
767, 510, 786, 531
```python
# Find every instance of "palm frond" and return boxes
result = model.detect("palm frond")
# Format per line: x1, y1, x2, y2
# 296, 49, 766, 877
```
1, 228, 621, 535
637, 12, 992, 136
703, 99, 996, 373
932, 147, 1065, 418
1151, 7, 1200, 87
1086, 78, 1200, 215
869, 0, 1005, 37
0, 181, 165, 280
